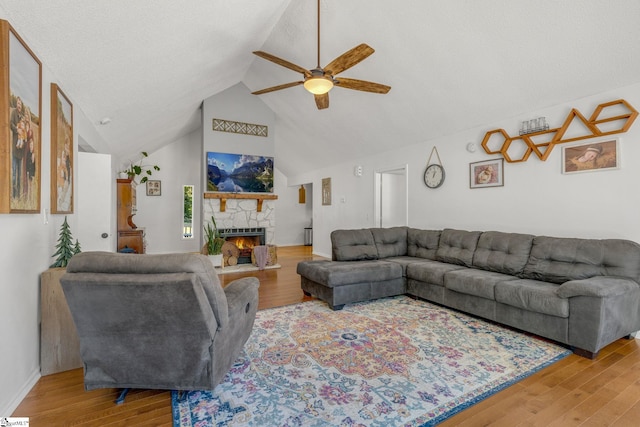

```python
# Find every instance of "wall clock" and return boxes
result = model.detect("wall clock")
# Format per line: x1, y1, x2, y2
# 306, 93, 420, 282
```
423, 146, 445, 189
424, 164, 445, 188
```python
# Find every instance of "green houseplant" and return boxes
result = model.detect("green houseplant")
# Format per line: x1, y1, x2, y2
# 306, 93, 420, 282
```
204, 216, 225, 267
121, 151, 160, 184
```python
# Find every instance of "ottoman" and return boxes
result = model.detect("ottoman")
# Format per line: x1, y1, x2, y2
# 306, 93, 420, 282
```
296, 260, 405, 310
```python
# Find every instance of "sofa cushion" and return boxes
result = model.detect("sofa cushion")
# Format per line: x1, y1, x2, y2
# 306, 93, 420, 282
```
495, 279, 569, 318
472, 231, 534, 276
444, 268, 518, 300
296, 260, 402, 287
407, 228, 441, 260
435, 229, 482, 267
522, 236, 640, 284
370, 227, 408, 258
406, 260, 465, 286
331, 229, 378, 261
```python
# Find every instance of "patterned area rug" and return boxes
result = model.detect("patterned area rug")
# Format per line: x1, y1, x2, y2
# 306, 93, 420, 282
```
172, 296, 570, 426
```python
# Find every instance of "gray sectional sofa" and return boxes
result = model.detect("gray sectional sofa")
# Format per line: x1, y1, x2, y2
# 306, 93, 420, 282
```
297, 227, 640, 358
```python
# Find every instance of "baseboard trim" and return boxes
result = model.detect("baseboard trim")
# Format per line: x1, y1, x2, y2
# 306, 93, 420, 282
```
2, 368, 40, 416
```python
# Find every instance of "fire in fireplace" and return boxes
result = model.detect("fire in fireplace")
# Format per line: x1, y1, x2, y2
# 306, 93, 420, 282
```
219, 228, 266, 264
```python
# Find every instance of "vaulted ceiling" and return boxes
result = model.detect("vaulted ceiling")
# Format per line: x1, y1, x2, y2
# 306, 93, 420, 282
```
2, 0, 640, 177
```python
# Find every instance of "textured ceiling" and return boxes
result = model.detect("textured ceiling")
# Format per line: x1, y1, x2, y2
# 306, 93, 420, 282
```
2, 0, 640, 177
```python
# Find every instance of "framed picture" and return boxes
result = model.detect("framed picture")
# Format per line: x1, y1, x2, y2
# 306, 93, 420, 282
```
146, 180, 161, 196
51, 83, 73, 213
470, 158, 504, 189
322, 177, 331, 205
0, 20, 42, 213
562, 139, 619, 174
206, 151, 273, 193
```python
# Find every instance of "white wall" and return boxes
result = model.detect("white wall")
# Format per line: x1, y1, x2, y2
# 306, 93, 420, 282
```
290, 83, 640, 259
0, 13, 110, 415
133, 129, 202, 254
274, 170, 313, 246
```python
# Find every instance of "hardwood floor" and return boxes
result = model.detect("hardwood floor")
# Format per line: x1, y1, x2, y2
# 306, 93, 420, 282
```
13, 246, 640, 426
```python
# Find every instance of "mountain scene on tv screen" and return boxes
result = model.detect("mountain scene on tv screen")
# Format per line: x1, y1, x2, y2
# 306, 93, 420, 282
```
207, 152, 274, 193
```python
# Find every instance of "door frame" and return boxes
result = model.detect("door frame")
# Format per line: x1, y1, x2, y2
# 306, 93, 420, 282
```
374, 164, 409, 228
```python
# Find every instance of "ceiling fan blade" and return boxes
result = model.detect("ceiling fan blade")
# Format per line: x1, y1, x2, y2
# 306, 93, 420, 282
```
253, 51, 311, 77
252, 81, 304, 95
334, 77, 391, 94
323, 44, 375, 76
314, 93, 329, 110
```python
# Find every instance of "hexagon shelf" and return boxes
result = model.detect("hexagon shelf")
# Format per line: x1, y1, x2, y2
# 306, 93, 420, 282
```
480, 99, 638, 163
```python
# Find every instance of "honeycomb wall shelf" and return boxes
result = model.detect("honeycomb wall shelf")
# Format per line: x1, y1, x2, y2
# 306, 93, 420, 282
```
480, 99, 638, 163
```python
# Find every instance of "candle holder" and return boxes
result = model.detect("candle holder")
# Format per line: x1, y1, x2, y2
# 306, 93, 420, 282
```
519, 117, 549, 135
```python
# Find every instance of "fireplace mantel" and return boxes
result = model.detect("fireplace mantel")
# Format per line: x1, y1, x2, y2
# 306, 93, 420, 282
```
204, 192, 278, 212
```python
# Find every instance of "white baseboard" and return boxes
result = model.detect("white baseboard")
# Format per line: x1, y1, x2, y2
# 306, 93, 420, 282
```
1, 368, 40, 416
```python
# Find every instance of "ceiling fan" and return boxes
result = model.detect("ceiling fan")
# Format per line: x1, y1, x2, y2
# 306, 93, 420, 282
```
251, 0, 391, 110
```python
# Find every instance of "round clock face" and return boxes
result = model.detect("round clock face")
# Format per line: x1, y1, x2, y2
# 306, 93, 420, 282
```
424, 164, 445, 188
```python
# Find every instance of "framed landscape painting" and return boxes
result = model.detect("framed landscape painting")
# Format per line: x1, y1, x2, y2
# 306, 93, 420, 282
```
51, 83, 73, 213
206, 152, 274, 193
0, 20, 42, 213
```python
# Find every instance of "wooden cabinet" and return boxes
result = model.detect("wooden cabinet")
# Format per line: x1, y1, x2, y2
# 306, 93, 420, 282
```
40, 268, 81, 375
117, 178, 145, 253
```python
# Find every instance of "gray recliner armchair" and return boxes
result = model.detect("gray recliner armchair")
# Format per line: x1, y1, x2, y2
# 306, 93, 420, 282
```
60, 251, 259, 393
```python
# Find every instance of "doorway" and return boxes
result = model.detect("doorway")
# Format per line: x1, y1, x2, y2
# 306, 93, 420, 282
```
374, 165, 408, 228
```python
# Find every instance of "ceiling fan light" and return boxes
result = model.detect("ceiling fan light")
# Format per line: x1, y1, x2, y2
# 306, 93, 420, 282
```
304, 76, 334, 95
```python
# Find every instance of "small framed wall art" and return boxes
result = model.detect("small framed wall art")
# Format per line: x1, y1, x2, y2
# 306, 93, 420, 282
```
51, 83, 74, 213
0, 20, 42, 213
470, 158, 504, 189
146, 180, 161, 196
322, 177, 331, 205
561, 139, 619, 174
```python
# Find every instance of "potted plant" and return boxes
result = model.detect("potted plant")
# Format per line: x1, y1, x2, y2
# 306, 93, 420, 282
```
120, 151, 160, 183
204, 215, 225, 267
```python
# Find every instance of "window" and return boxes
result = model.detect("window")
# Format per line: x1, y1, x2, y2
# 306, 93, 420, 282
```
183, 185, 194, 239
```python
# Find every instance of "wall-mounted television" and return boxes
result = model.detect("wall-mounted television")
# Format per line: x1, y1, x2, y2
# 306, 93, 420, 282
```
206, 152, 274, 193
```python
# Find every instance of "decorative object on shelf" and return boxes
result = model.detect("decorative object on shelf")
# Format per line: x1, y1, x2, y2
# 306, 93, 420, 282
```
481, 99, 638, 163
206, 151, 273, 193
519, 117, 549, 135
0, 20, 42, 214
120, 151, 160, 184
470, 158, 504, 189
562, 139, 619, 175
322, 177, 331, 206
212, 118, 268, 137
146, 180, 161, 196
203, 215, 225, 258
51, 83, 74, 214
50, 216, 81, 268
423, 146, 445, 189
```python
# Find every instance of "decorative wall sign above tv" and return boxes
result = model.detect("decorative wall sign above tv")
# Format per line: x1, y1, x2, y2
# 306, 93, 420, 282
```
206, 152, 273, 193
480, 99, 638, 163
212, 118, 268, 137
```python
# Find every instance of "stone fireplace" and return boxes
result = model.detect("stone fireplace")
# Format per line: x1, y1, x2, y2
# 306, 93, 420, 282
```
203, 196, 275, 263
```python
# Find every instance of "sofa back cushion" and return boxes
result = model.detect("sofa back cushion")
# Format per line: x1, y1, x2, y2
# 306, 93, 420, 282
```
370, 227, 408, 258
407, 228, 441, 260
522, 236, 640, 284
435, 228, 482, 267
473, 231, 534, 276
331, 229, 378, 261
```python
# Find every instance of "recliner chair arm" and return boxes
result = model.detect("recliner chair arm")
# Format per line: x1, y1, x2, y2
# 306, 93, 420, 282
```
223, 277, 260, 324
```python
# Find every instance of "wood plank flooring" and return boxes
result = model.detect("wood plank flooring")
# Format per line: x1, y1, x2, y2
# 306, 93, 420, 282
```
13, 246, 640, 426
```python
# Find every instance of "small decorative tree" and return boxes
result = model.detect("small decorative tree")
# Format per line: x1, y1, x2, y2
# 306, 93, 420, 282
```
50, 217, 80, 268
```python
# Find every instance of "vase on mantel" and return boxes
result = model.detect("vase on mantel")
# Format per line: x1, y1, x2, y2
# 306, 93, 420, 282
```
208, 254, 223, 268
